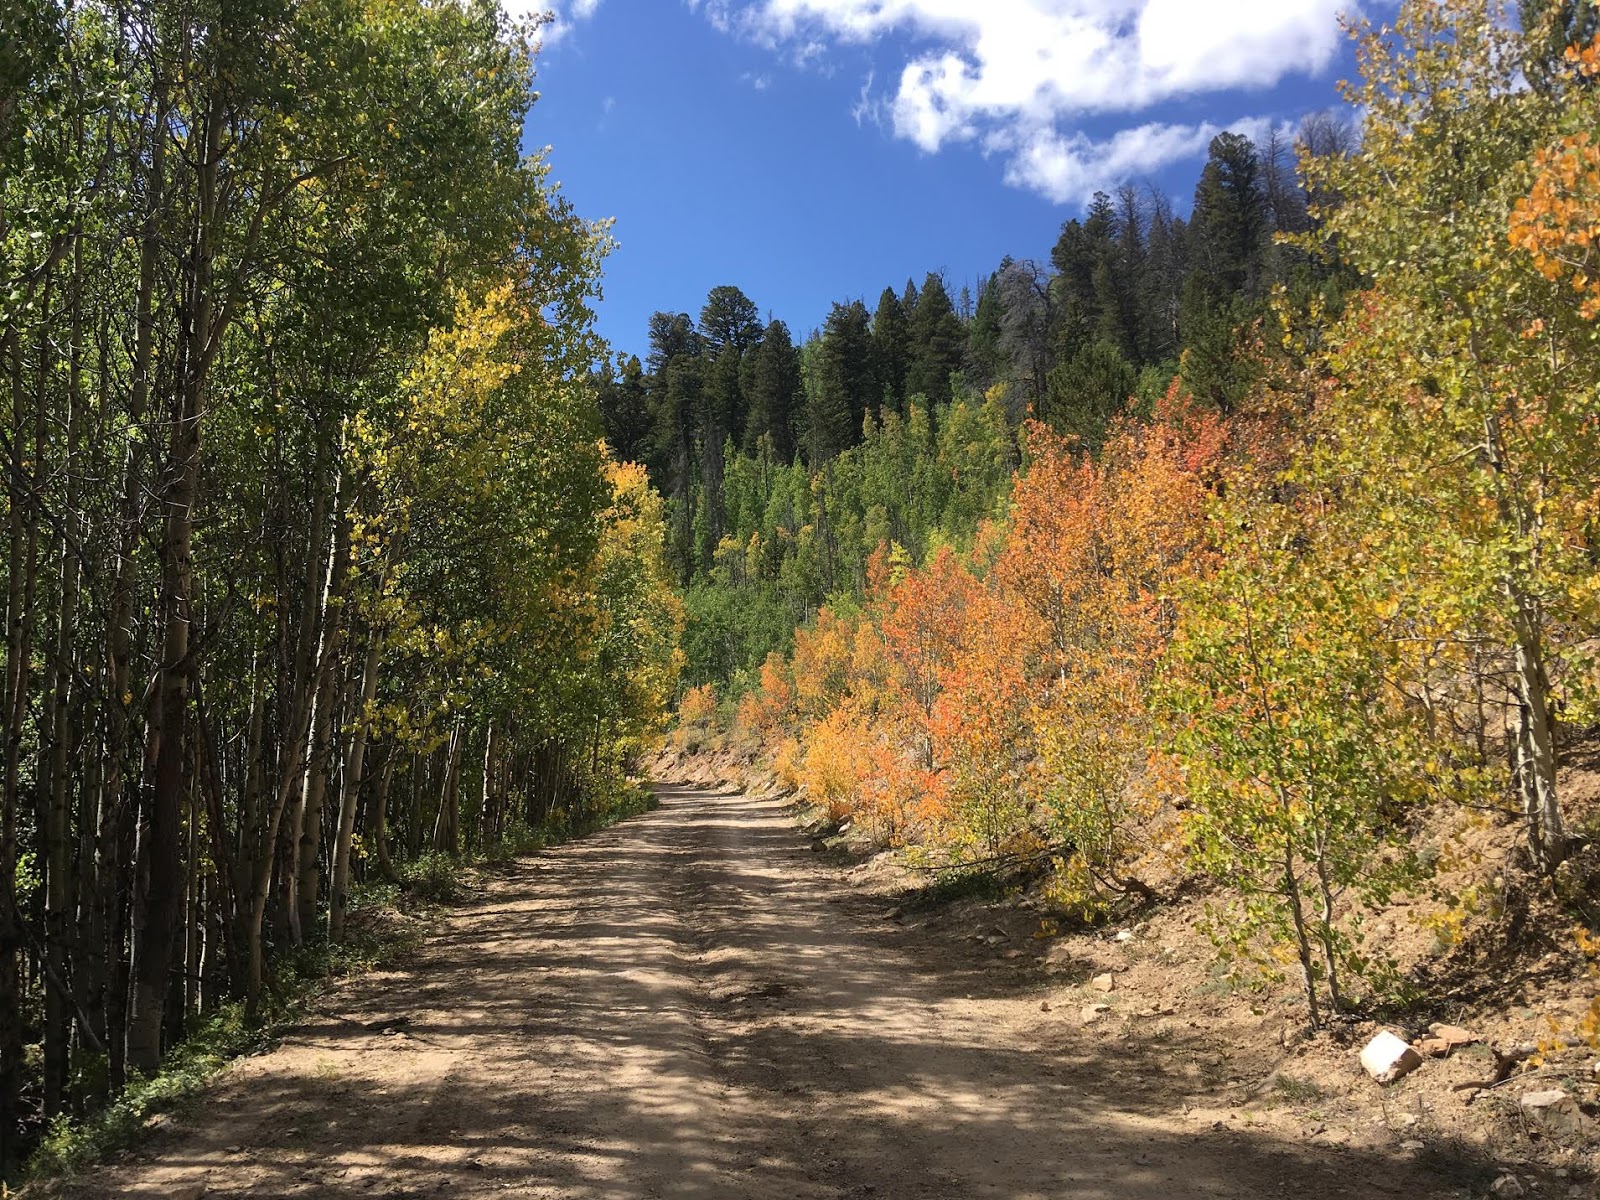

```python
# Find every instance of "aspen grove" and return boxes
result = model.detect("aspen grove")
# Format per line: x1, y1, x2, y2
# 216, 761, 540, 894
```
699, 0, 1600, 1028
0, 0, 679, 1168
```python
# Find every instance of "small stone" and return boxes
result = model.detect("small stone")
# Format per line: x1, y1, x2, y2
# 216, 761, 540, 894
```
1490, 1175, 1524, 1198
1043, 941, 1076, 967
1400, 1140, 1425, 1152
1081, 1002, 1112, 1023
1426, 1023, 1478, 1048
1114, 929, 1134, 943
1519, 1088, 1584, 1137
1091, 972, 1117, 993
1360, 1030, 1424, 1084
1415, 1037, 1453, 1058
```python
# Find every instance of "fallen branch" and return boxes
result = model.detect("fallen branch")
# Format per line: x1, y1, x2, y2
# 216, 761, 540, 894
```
1451, 1043, 1539, 1101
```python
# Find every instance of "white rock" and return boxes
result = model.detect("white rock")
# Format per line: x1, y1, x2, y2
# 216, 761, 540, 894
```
1359, 1030, 1423, 1084
1491, 1176, 1524, 1198
1114, 929, 1135, 943
1091, 972, 1117, 992
1520, 1088, 1584, 1136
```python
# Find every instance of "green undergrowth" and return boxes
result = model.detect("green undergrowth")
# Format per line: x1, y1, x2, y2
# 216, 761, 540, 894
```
891, 866, 1017, 913
22, 779, 658, 1187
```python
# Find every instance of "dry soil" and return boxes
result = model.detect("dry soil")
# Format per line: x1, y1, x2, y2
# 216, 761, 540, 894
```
55, 785, 1499, 1199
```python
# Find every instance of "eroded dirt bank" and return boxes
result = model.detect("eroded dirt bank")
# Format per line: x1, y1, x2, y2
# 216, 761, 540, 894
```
50, 786, 1479, 1199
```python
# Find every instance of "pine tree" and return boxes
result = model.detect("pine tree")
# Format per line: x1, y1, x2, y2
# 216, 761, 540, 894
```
1049, 192, 1115, 362
964, 269, 1006, 394
598, 353, 651, 462
1042, 340, 1136, 453
647, 310, 700, 374
905, 273, 964, 408
1179, 133, 1269, 411
1144, 194, 1188, 363
870, 285, 912, 411
741, 319, 802, 461
1096, 185, 1149, 364
1188, 132, 1267, 301
810, 300, 875, 459
699, 285, 762, 357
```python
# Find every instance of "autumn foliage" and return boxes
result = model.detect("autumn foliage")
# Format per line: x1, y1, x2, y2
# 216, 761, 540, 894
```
735, 392, 1227, 907
720, 1, 1600, 1028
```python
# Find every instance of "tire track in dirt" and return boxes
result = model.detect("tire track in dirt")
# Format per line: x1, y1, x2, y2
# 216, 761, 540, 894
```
46, 785, 1467, 1199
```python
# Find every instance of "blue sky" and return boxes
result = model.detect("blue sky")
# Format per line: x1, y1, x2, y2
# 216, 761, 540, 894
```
513, 1, 1372, 359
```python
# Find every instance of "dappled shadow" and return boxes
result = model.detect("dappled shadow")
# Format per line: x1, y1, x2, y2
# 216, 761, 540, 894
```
61, 785, 1521, 1199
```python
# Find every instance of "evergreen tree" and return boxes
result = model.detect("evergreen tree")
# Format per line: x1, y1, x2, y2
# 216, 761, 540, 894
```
905, 272, 964, 407
808, 302, 873, 460
647, 310, 700, 374
1049, 192, 1115, 360
699, 285, 762, 357
870, 285, 912, 411
598, 353, 651, 463
698, 346, 746, 557
1179, 132, 1269, 412
1143, 193, 1188, 362
806, 302, 870, 464
964, 269, 1006, 394
1095, 186, 1149, 364
657, 355, 704, 573
1187, 132, 1267, 301
742, 319, 802, 461
1042, 340, 1136, 454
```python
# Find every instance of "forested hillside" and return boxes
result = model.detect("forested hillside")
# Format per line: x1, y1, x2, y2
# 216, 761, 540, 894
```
650, 0, 1600, 1034
0, 0, 679, 1173
598, 112, 1355, 686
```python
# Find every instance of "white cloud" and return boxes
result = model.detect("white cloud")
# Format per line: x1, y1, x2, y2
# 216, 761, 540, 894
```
850, 69, 878, 126
698, 0, 1355, 203
1000, 121, 1222, 203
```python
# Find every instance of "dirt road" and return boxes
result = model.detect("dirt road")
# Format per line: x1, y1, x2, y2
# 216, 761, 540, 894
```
58, 785, 1470, 1199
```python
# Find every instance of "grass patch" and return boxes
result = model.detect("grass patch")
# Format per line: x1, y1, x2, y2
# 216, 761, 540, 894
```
892, 867, 1014, 913
1272, 1073, 1326, 1103
27, 1004, 273, 1180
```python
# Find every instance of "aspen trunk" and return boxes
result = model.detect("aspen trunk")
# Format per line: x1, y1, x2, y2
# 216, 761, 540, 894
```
329, 623, 384, 941
245, 470, 345, 1019
43, 242, 86, 1112
1512, 621, 1564, 873
2, 314, 45, 1149
433, 725, 464, 854
372, 750, 398, 884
